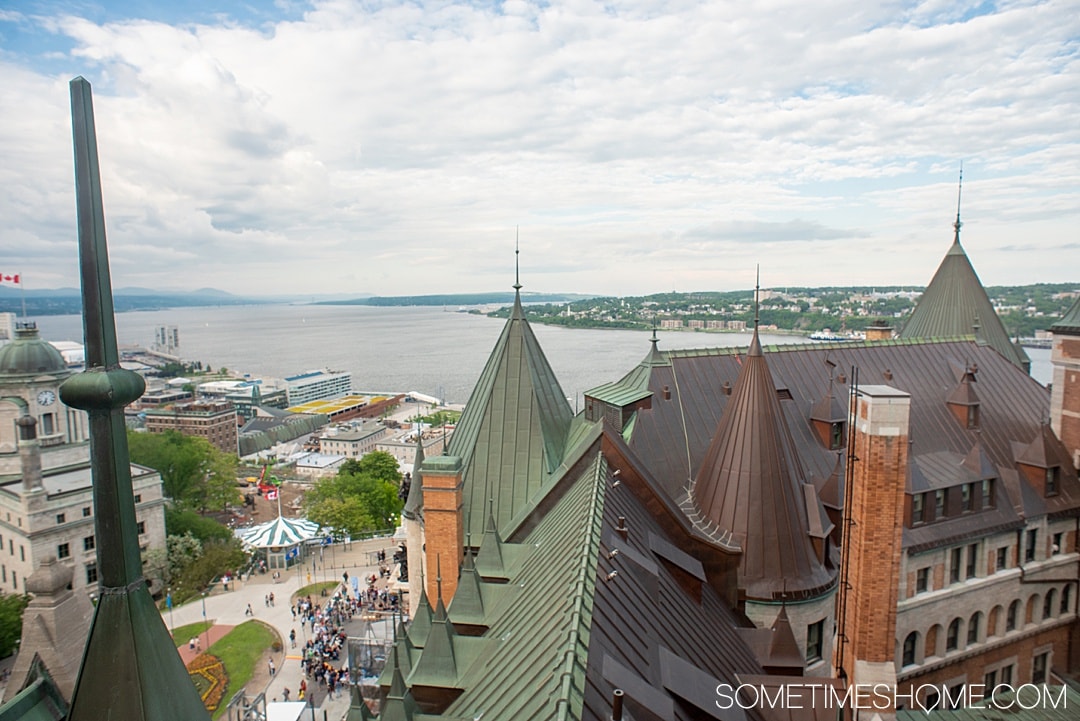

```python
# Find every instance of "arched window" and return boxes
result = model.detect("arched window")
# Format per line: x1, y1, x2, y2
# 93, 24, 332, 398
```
1062, 585, 1072, 615
1025, 594, 1040, 624
967, 612, 981, 645
903, 632, 918, 667
988, 605, 1003, 637
1044, 589, 1056, 619
1006, 600, 1019, 631
946, 618, 961, 651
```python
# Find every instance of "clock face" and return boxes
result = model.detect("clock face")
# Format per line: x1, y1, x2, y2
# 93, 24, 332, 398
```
37, 390, 56, 406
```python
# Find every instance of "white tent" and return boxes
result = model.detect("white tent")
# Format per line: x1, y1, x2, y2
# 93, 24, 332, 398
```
236, 516, 321, 549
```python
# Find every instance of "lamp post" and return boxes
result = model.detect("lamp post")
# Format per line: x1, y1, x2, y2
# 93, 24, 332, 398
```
201, 591, 209, 651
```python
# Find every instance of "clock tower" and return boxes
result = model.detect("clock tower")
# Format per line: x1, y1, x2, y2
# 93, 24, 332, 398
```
0, 322, 88, 475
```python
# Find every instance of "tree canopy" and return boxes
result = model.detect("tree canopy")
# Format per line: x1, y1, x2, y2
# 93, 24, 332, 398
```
305, 450, 403, 538
127, 430, 241, 512
0, 592, 29, 658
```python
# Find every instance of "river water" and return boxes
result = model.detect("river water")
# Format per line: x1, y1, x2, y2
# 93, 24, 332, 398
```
32, 304, 1052, 405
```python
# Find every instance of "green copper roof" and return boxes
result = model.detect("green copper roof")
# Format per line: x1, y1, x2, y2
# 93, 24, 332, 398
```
899, 235, 1030, 372
450, 291, 573, 539
0, 324, 68, 381
62, 76, 210, 721
1051, 294, 1080, 335
444, 451, 606, 721
402, 432, 425, 520
447, 547, 486, 628
408, 583, 433, 649
474, 502, 507, 580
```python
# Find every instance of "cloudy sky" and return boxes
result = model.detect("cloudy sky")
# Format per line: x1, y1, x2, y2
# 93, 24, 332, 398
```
1, 1, 1078, 298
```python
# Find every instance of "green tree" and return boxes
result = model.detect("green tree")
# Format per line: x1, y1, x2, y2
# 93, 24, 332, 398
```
0, 592, 29, 658
176, 539, 247, 592
127, 430, 241, 512
144, 532, 203, 586
305, 452, 404, 537
164, 506, 234, 543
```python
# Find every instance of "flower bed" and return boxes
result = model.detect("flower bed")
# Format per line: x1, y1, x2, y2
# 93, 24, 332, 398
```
188, 653, 229, 712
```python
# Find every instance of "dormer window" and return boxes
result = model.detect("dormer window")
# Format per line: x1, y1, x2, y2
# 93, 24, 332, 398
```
962, 483, 973, 512
981, 478, 995, 508
830, 422, 845, 450
911, 493, 925, 525
1046, 467, 1060, 496
947, 366, 980, 429
935, 489, 946, 520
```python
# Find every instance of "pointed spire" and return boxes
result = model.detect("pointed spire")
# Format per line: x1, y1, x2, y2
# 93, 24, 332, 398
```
476, 498, 507, 580
899, 171, 1030, 372
402, 418, 425, 520
60, 76, 210, 721
691, 268, 833, 599
953, 163, 963, 246
407, 556, 459, 688
345, 685, 375, 721
514, 227, 521, 292
380, 628, 419, 721
449, 536, 487, 630
749, 266, 763, 357
408, 565, 433, 648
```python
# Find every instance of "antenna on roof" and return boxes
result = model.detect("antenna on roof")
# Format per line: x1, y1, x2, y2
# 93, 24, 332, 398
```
953, 163, 963, 244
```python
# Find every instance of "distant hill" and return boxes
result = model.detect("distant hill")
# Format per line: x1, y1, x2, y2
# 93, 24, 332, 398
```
316, 292, 595, 307
0, 286, 268, 315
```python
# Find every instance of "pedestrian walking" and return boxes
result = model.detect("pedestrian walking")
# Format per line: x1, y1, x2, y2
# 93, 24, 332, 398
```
268, 658, 275, 676
245, 603, 254, 616
290, 629, 296, 648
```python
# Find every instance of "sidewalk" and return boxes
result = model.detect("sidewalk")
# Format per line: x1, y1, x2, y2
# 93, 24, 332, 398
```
163, 535, 399, 720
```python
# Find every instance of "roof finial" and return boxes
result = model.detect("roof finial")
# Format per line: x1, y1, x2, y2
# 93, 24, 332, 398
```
754, 265, 761, 329
953, 163, 963, 245
514, 227, 521, 292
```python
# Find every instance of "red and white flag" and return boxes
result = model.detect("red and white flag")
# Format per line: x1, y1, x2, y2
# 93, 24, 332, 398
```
0, 274, 19, 285
265, 488, 279, 501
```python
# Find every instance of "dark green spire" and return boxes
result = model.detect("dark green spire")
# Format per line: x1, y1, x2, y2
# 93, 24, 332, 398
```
402, 421, 425, 520
899, 172, 1030, 372
61, 77, 210, 720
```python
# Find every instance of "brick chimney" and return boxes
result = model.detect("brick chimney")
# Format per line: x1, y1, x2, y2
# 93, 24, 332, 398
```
835, 385, 910, 714
1050, 305, 1080, 468
421, 454, 465, 606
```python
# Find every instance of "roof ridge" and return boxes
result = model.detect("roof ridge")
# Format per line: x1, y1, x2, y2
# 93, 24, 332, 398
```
553, 451, 607, 721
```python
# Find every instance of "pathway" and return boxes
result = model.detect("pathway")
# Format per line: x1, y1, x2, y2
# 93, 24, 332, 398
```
163, 535, 399, 719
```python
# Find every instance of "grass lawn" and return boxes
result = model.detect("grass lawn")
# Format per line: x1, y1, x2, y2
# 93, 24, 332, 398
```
205, 620, 278, 720
171, 620, 213, 648
293, 581, 339, 601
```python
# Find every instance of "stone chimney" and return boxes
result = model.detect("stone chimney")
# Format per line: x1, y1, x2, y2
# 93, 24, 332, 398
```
864, 320, 894, 342
17, 414, 44, 494
421, 455, 464, 606
835, 385, 910, 716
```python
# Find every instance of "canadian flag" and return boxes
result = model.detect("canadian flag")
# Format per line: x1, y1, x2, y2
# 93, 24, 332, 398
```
265, 488, 279, 501
0, 274, 19, 285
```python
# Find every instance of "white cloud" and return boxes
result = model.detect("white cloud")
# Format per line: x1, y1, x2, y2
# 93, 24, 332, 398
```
0, 0, 1078, 296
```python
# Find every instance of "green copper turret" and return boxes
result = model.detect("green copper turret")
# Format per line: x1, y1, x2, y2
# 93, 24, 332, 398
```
61, 76, 210, 720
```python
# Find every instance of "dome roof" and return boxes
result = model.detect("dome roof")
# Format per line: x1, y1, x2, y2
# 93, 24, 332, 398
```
0, 322, 67, 377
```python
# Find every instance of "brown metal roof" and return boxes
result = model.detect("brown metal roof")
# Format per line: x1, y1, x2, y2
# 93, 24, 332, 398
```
689, 329, 836, 599
625, 335, 1080, 557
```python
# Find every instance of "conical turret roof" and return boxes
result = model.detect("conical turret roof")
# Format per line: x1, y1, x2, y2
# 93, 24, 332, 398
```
899, 216, 1029, 372
691, 327, 834, 599
402, 430, 425, 520
449, 272, 573, 539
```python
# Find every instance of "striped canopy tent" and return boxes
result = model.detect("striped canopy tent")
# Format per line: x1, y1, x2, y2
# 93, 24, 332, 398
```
237, 516, 321, 570
237, 516, 321, 548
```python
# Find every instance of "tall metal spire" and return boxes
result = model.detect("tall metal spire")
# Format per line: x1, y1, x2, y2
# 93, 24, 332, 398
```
953, 163, 963, 245
61, 76, 210, 720
754, 265, 761, 329
514, 227, 522, 292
